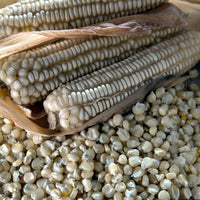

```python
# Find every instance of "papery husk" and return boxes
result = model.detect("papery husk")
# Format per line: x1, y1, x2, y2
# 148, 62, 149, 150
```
0, 3, 187, 60
0, 88, 54, 136
170, 0, 200, 31
181, 0, 200, 4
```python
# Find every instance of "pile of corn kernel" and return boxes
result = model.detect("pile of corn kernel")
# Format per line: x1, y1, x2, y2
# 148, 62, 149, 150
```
0, 71, 200, 200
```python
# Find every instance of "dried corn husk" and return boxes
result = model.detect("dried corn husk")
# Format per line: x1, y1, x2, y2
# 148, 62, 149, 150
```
170, 0, 200, 31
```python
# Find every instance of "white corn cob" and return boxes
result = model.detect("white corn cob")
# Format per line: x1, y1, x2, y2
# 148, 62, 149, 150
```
0, 27, 180, 105
0, 0, 168, 39
43, 31, 200, 130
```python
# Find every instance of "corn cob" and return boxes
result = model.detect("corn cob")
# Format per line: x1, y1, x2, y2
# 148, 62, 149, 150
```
43, 31, 200, 130
0, 27, 180, 105
0, 0, 168, 39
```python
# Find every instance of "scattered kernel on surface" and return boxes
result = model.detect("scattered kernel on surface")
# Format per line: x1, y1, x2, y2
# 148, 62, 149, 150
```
147, 92, 156, 103
112, 114, 124, 126
132, 103, 146, 115
141, 141, 153, 153
130, 124, 144, 137
158, 190, 170, 200
0, 171, 11, 183
87, 126, 100, 140
108, 163, 119, 175
156, 87, 165, 98
102, 183, 115, 198
31, 188, 45, 200
145, 118, 158, 127
154, 148, 166, 157
117, 128, 130, 142
129, 156, 142, 167
181, 187, 192, 199
141, 157, 153, 169
147, 184, 159, 195
192, 187, 200, 200
23, 172, 36, 184
82, 179, 92, 192
162, 93, 173, 104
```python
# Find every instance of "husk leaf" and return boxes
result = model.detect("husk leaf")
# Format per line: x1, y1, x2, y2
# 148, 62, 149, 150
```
170, 0, 200, 31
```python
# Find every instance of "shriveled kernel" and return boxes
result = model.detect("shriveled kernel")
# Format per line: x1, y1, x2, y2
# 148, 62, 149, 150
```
142, 175, 149, 187
132, 167, 145, 178
50, 188, 62, 198
51, 172, 64, 181
169, 185, 180, 200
